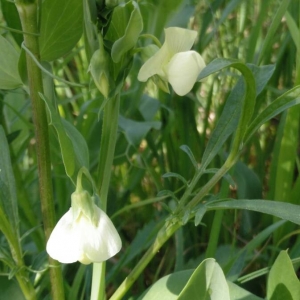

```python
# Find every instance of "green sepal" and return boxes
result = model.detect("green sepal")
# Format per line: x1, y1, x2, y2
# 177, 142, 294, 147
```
71, 189, 96, 224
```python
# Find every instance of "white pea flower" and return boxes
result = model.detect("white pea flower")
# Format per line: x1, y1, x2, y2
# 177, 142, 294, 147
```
46, 189, 121, 265
138, 27, 206, 96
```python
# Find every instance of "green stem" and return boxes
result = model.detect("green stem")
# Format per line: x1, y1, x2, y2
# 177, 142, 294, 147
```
0, 205, 36, 300
186, 158, 236, 211
109, 221, 181, 300
205, 179, 230, 258
15, 1, 64, 299
91, 94, 120, 299
96, 94, 120, 205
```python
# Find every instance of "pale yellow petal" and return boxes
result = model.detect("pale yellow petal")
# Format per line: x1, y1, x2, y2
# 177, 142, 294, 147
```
164, 27, 197, 55
138, 43, 170, 82
166, 51, 206, 96
78, 206, 122, 264
46, 209, 81, 264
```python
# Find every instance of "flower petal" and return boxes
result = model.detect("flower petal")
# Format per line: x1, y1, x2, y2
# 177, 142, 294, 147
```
46, 209, 81, 264
164, 27, 197, 55
166, 51, 206, 96
137, 43, 170, 82
78, 206, 122, 264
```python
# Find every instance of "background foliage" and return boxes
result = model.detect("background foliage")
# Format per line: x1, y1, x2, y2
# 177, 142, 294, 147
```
0, 0, 300, 299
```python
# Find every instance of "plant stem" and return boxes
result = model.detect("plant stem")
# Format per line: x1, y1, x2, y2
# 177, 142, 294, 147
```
0, 205, 36, 300
15, 1, 64, 299
109, 221, 181, 300
96, 94, 120, 206
91, 94, 120, 299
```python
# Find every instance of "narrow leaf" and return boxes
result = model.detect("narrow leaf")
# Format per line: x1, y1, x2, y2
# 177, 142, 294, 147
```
0, 126, 19, 235
194, 205, 207, 226
0, 36, 22, 89
245, 86, 300, 144
40, 94, 89, 183
198, 58, 256, 162
180, 145, 198, 170
207, 199, 300, 225
162, 172, 188, 186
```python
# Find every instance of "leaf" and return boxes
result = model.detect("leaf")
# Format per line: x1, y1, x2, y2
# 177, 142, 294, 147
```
138, 269, 194, 300
39, 0, 83, 61
257, 0, 291, 64
162, 172, 188, 186
246, 64, 275, 96
198, 58, 256, 164
194, 205, 206, 226
0, 36, 22, 90
227, 281, 263, 300
207, 199, 300, 225
0, 276, 25, 300
40, 94, 89, 184
201, 79, 245, 168
139, 95, 161, 121
0, 126, 19, 235
205, 168, 236, 189
119, 115, 161, 146
0, 0, 23, 46
244, 86, 300, 144
180, 145, 198, 170
227, 220, 286, 281
62, 119, 89, 169
178, 258, 230, 300
110, 1, 143, 63
267, 250, 300, 300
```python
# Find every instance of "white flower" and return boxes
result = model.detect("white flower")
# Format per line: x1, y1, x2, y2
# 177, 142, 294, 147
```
138, 27, 206, 96
46, 196, 121, 264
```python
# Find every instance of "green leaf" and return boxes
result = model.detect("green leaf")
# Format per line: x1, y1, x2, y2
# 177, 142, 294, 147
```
257, 0, 291, 64
178, 258, 230, 300
140, 0, 185, 38
244, 86, 300, 144
0, 126, 19, 235
119, 115, 161, 146
139, 95, 161, 121
0, 36, 22, 90
285, 11, 300, 49
180, 145, 198, 170
0, 0, 23, 46
207, 199, 300, 225
110, 1, 143, 63
200, 64, 272, 168
194, 205, 207, 226
205, 169, 236, 189
198, 58, 256, 163
138, 269, 194, 300
247, 64, 275, 96
0, 276, 25, 300
227, 220, 286, 281
62, 119, 89, 170
39, 0, 83, 61
201, 79, 244, 168
162, 172, 188, 186
227, 281, 263, 300
40, 94, 89, 184
267, 250, 300, 300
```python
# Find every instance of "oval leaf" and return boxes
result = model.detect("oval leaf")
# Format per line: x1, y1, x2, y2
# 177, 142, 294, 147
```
178, 258, 230, 300
0, 36, 22, 89
39, 0, 83, 61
